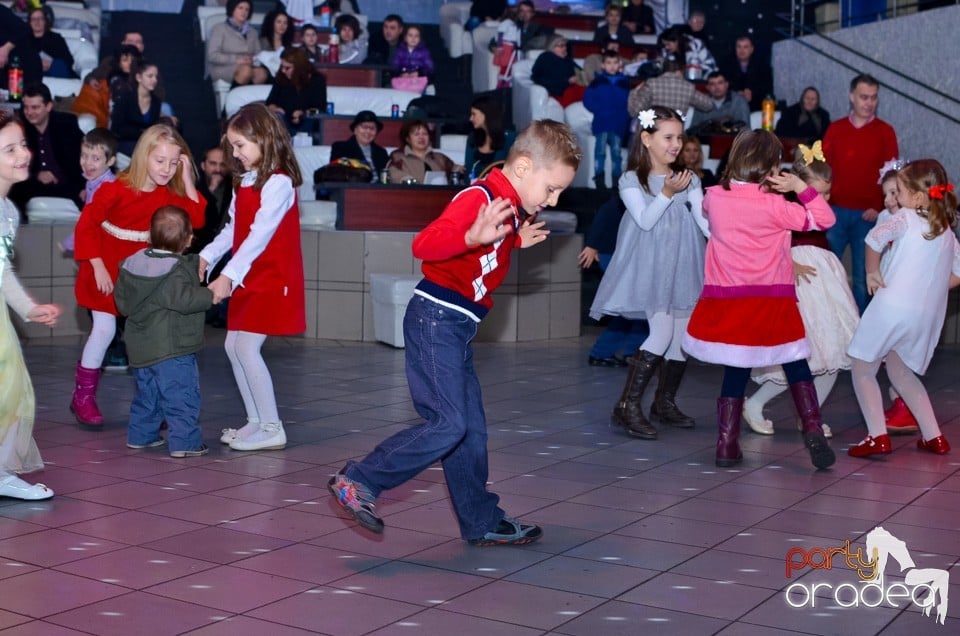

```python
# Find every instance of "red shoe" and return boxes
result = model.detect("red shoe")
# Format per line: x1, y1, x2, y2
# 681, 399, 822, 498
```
917, 435, 950, 455
885, 398, 919, 434
848, 434, 892, 458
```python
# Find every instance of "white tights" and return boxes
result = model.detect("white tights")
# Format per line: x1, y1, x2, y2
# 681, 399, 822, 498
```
224, 331, 280, 432
80, 311, 116, 369
640, 312, 688, 361
749, 372, 838, 411
850, 352, 941, 441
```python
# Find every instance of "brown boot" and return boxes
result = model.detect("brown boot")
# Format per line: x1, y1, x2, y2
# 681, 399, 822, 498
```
789, 380, 836, 469
716, 397, 744, 467
650, 359, 695, 428
611, 350, 662, 439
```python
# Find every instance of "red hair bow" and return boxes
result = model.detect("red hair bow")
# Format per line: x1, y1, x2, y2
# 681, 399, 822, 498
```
929, 183, 954, 199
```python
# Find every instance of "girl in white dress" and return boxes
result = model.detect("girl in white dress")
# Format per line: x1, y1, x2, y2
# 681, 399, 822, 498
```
743, 144, 860, 437
848, 159, 960, 457
0, 111, 62, 500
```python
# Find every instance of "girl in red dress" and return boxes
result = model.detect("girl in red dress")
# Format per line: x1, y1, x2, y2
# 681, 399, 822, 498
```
72, 124, 205, 427
199, 103, 305, 452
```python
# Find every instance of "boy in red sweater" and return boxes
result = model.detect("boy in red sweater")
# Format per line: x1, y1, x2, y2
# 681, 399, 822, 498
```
329, 120, 581, 545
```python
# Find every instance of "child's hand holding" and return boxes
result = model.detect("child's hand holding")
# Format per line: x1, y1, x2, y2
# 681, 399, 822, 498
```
27, 304, 61, 326
866, 270, 885, 295
578, 246, 599, 269
208, 275, 233, 304
198, 257, 208, 281
766, 171, 806, 195
793, 260, 817, 284
661, 170, 692, 198
518, 217, 549, 248
465, 197, 515, 246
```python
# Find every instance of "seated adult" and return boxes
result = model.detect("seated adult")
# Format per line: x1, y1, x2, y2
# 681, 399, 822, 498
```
266, 48, 327, 135
627, 58, 712, 117
680, 136, 717, 189
72, 44, 140, 130
688, 70, 751, 136
28, 6, 75, 78
365, 13, 403, 65
111, 60, 169, 156
531, 35, 584, 107
622, 0, 655, 34
207, 0, 267, 87
8, 82, 84, 215
260, 7, 294, 56
775, 86, 831, 144
658, 25, 716, 77
464, 94, 516, 179
593, 3, 634, 47
723, 35, 772, 111
677, 10, 711, 47
514, 0, 552, 51
191, 146, 233, 254
330, 110, 390, 177
0, 4, 43, 89
334, 14, 367, 65
392, 25, 434, 80
388, 119, 458, 184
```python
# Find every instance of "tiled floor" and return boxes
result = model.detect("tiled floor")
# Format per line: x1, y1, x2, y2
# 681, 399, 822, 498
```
1, 329, 958, 635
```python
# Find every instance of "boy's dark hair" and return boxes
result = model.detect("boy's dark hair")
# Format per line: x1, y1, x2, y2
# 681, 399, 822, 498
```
661, 58, 683, 74
850, 73, 879, 91
23, 82, 52, 104
705, 70, 724, 82
384, 13, 404, 26
720, 129, 783, 189
225, 0, 251, 18
301, 23, 318, 35
150, 205, 192, 252
82, 128, 118, 160
601, 48, 620, 62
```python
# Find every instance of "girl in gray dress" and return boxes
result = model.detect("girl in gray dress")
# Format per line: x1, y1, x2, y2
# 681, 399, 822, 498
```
590, 106, 709, 439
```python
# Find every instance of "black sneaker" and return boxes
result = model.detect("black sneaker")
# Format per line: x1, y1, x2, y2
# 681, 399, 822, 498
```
170, 444, 209, 458
328, 471, 384, 533
469, 516, 542, 546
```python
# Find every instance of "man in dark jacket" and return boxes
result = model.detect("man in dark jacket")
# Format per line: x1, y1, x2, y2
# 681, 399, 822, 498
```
329, 111, 389, 178
723, 35, 773, 112
9, 83, 85, 216
364, 14, 403, 66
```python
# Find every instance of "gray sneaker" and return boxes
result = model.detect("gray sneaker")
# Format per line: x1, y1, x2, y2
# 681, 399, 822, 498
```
127, 438, 166, 450
328, 471, 383, 533
170, 444, 209, 458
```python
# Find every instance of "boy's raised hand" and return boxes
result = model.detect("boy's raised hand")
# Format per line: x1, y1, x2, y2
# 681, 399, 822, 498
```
465, 197, 516, 247
518, 217, 550, 248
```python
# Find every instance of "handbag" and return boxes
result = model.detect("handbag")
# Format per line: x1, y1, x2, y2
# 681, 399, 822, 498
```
492, 42, 515, 68
390, 75, 429, 94
314, 158, 372, 183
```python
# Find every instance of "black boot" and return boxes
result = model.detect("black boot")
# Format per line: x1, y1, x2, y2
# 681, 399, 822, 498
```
789, 381, 836, 469
650, 359, 695, 428
716, 397, 744, 467
611, 350, 662, 439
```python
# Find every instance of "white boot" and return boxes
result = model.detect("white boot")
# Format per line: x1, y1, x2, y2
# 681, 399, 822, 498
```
0, 473, 54, 500
229, 422, 286, 451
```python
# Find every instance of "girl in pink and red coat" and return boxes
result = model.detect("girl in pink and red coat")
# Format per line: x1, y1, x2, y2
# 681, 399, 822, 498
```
683, 129, 837, 470
199, 103, 305, 453
72, 124, 205, 428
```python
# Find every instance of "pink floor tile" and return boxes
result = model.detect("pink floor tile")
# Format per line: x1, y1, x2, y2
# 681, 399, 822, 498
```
62, 511, 204, 545
142, 526, 293, 564
0, 609, 31, 630
249, 587, 422, 636
331, 561, 492, 605
207, 480, 326, 507
182, 615, 323, 635
145, 565, 312, 613
44, 591, 226, 636
0, 529, 126, 567
223, 507, 343, 542
233, 543, 388, 585
307, 526, 454, 561
0, 517, 47, 541
202, 455, 317, 479
366, 608, 544, 636
0, 498, 125, 528
54, 546, 217, 589
138, 467, 260, 493
67, 481, 195, 510
30, 466, 125, 495
0, 560, 41, 581
67, 455, 187, 480
139, 493, 274, 525
0, 621, 94, 635
0, 569, 126, 618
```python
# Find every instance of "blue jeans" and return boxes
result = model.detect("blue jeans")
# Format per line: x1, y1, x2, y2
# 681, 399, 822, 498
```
593, 132, 622, 181
590, 254, 649, 357
346, 295, 504, 540
128, 355, 202, 452
826, 205, 874, 314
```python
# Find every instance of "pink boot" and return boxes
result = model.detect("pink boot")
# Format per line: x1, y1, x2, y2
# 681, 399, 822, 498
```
70, 362, 103, 427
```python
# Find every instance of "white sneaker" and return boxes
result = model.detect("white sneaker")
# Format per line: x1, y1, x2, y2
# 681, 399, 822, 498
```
0, 473, 54, 500
229, 422, 286, 451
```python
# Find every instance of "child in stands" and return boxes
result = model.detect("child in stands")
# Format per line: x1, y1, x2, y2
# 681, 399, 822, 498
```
328, 120, 580, 545
683, 129, 837, 470
200, 103, 305, 452
847, 159, 959, 457
72, 124, 205, 428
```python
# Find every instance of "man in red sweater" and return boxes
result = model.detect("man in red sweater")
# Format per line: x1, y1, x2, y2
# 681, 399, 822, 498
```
329, 121, 581, 546
823, 73, 898, 313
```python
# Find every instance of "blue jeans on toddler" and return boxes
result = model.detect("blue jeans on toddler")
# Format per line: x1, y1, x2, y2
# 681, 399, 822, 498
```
345, 294, 505, 540
594, 132, 623, 185
128, 354, 203, 452
826, 205, 874, 314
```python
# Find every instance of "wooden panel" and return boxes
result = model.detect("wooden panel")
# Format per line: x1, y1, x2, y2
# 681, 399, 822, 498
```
329, 185, 460, 231
316, 64, 384, 88
535, 13, 601, 32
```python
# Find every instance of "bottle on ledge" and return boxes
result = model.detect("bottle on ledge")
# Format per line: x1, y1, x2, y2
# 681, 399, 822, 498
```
8, 55, 23, 103
761, 95, 776, 131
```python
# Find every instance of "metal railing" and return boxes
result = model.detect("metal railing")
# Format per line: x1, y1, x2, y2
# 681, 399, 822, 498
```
788, 0, 960, 37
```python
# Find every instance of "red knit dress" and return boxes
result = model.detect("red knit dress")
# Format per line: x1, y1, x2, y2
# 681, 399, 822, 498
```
74, 180, 206, 314
227, 178, 305, 335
